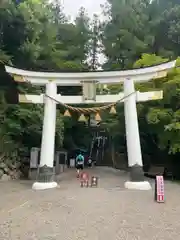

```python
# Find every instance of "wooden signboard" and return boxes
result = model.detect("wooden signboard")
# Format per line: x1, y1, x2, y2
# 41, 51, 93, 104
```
155, 176, 165, 203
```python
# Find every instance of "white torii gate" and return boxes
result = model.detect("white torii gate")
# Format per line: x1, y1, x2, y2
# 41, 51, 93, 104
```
5, 60, 176, 191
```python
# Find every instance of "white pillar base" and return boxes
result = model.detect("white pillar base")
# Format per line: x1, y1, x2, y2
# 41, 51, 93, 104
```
125, 181, 151, 190
32, 181, 58, 190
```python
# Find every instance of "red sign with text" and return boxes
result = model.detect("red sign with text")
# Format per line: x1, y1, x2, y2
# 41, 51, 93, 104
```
156, 176, 165, 203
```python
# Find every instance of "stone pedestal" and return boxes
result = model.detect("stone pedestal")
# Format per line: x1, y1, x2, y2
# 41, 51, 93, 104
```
32, 165, 57, 190
124, 181, 151, 190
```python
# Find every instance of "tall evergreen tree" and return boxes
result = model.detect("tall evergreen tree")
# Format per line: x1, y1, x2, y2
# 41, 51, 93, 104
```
102, 0, 151, 70
88, 14, 101, 70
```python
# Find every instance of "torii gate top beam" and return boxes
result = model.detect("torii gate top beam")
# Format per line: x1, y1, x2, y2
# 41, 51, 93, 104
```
5, 60, 176, 86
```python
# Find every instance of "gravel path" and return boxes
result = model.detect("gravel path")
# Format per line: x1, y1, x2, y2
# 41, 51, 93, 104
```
0, 167, 179, 240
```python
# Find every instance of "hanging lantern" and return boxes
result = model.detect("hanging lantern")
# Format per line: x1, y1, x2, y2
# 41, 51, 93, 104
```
78, 113, 86, 122
109, 105, 116, 114
95, 112, 101, 122
64, 109, 71, 117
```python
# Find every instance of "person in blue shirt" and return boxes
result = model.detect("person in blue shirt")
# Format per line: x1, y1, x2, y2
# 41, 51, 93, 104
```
76, 152, 84, 177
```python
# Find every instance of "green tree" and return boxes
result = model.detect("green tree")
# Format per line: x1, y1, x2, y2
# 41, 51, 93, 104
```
102, 0, 151, 70
133, 54, 180, 155
1, 0, 180, 176
88, 14, 101, 70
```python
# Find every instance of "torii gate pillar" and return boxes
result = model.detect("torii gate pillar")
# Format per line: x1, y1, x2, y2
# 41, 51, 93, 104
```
124, 79, 151, 190
32, 81, 57, 190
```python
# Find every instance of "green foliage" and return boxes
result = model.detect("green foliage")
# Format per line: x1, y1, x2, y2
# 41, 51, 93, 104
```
1, 0, 180, 169
102, 0, 151, 69
0, 0, 91, 164
133, 54, 168, 68
133, 54, 180, 155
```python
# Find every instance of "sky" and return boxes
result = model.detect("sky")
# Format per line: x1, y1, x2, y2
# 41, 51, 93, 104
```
61, 0, 106, 20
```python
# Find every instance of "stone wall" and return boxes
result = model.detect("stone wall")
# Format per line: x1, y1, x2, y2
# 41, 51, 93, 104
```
0, 161, 21, 181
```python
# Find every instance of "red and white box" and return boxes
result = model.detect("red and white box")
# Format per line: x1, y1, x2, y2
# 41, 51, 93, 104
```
80, 172, 89, 181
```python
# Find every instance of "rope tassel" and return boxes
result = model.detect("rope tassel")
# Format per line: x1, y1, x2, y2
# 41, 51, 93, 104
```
95, 112, 101, 122
109, 105, 116, 114
64, 109, 71, 117
78, 114, 86, 122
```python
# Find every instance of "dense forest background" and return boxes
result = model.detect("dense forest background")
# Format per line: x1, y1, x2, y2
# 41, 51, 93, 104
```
1, 0, 180, 178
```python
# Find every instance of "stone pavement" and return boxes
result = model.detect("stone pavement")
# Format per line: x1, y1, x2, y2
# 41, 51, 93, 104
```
0, 167, 180, 240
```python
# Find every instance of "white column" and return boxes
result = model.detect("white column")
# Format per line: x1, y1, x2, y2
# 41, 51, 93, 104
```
32, 81, 58, 190
124, 79, 151, 190
40, 81, 57, 167
124, 79, 142, 167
